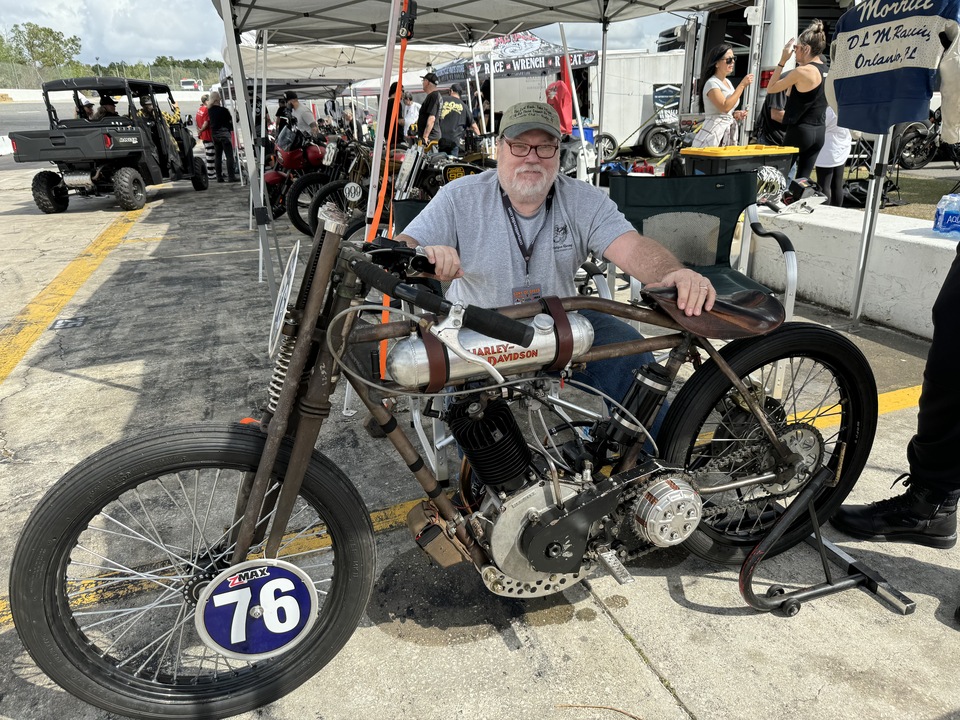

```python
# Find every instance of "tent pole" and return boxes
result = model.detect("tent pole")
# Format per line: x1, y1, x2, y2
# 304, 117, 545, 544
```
218, 0, 277, 302
850, 127, 893, 326
596, 19, 609, 187
559, 24, 588, 180
470, 45, 487, 135
365, 0, 402, 226
261, 33, 270, 210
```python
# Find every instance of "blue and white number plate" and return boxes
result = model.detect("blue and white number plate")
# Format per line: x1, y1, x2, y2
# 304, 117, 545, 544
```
195, 559, 318, 660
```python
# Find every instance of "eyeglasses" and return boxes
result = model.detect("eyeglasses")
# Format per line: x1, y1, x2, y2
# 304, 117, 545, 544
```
503, 138, 559, 159
723, 57, 736, 65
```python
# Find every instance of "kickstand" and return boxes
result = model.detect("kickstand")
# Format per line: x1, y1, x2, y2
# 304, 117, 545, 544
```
739, 467, 916, 617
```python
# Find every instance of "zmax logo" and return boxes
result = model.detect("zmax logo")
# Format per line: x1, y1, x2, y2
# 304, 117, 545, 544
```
227, 567, 271, 587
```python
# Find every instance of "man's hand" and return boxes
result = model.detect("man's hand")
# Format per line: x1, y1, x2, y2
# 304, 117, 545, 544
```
419, 245, 463, 282
648, 268, 716, 316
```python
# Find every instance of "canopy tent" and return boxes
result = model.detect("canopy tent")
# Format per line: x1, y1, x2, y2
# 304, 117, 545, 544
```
218, 76, 354, 99
434, 32, 598, 82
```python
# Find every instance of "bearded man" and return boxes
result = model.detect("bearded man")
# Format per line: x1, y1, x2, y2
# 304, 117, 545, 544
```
397, 101, 715, 407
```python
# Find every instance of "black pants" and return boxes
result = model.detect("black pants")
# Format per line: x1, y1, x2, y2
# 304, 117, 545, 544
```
784, 123, 825, 180
815, 164, 845, 206
908, 244, 960, 494
213, 130, 236, 180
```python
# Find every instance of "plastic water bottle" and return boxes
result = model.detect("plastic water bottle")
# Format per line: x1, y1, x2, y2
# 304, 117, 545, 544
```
934, 194, 960, 236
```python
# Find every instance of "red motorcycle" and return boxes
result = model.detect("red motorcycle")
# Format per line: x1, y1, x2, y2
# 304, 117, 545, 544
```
262, 126, 328, 228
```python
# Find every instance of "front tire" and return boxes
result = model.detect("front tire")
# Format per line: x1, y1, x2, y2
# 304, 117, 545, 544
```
307, 178, 367, 236
287, 170, 330, 235
656, 324, 878, 565
113, 167, 146, 210
32, 170, 69, 213
10, 423, 376, 719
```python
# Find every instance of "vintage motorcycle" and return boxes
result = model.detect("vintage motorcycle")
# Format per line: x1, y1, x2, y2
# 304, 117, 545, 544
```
10, 210, 878, 719
263, 125, 330, 229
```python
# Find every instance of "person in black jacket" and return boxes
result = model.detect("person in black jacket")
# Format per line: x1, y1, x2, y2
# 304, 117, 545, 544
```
207, 92, 238, 183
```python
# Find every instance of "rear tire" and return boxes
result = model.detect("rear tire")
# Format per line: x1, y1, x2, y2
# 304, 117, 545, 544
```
32, 170, 69, 213
897, 129, 937, 169
10, 423, 376, 719
113, 167, 146, 210
656, 323, 878, 565
191, 157, 209, 190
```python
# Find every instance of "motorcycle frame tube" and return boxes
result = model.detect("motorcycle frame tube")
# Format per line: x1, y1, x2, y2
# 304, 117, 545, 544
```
230, 224, 346, 564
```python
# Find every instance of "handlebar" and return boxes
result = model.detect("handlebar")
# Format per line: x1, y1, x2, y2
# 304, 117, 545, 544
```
347, 253, 534, 348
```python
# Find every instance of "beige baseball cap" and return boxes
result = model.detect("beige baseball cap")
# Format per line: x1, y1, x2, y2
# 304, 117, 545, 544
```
499, 102, 562, 140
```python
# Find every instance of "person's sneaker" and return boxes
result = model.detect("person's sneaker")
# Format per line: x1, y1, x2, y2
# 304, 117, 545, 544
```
227, 176, 240, 183
217, 177, 225, 183
830, 474, 959, 549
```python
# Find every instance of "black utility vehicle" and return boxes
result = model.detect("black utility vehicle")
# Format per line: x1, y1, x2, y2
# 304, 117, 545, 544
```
10, 77, 208, 213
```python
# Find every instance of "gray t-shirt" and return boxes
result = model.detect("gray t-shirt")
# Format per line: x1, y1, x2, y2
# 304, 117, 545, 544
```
290, 104, 317, 133
402, 170, 635, 307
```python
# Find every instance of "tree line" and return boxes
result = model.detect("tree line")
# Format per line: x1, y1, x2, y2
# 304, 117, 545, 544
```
0, 23, 223, 86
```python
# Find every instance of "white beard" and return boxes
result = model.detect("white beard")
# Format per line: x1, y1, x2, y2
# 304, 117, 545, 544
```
498, 163, 558, 205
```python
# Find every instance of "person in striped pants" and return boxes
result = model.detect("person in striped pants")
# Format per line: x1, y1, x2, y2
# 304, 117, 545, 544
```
195, 94, 216, 179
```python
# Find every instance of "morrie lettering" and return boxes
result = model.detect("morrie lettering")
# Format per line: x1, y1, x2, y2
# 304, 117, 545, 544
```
858, 0, 935, 22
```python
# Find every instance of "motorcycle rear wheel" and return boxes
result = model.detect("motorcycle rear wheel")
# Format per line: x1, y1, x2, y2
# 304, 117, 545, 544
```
656, 323, 877, 565
10, 423, 376, 719
897, 129, 937, 169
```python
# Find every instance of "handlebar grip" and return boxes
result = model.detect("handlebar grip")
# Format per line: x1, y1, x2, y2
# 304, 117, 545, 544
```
463, 306, 534, 348
351, 259, 401, 297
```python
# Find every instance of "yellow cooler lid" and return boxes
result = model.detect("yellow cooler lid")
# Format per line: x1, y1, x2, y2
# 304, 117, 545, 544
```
680, 144, 799, 157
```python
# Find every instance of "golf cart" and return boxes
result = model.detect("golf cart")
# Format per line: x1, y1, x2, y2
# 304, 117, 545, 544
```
9, 77, 208, 213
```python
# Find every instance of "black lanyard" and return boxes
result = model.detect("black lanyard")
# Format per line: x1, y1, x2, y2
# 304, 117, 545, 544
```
499, 185, 554, 274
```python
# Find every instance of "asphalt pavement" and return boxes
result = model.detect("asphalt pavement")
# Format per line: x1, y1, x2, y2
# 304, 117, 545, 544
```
0, 156, 958, 720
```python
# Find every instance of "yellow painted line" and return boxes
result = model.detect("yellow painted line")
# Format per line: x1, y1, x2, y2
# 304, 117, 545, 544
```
0, 210, 144, 385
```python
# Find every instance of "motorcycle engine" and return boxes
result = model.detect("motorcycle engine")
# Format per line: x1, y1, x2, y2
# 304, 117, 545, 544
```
447, 393, 703, 597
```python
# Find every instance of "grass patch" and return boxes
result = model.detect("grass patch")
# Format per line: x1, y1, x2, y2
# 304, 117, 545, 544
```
831, 167, 957, 221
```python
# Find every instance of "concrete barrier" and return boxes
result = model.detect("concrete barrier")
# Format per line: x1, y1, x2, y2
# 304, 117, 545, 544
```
748, 204, 955, 339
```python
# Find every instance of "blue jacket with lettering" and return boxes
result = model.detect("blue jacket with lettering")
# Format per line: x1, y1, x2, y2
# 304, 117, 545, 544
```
827, 0, 960, 140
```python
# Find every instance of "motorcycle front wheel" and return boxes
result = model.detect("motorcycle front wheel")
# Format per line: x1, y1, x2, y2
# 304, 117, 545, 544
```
287, 170, 331, 235
656, 323, 877, 565
307, 178, 368, 236
10, 423, 376, 719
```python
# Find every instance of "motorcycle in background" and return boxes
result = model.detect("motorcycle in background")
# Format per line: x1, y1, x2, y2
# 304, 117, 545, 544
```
262, 125, 327, 224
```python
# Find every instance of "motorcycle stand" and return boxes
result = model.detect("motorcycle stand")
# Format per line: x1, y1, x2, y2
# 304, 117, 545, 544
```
739, 466, 916, 617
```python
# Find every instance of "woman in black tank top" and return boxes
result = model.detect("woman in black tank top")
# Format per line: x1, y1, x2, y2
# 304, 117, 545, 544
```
766, 19, 829, 180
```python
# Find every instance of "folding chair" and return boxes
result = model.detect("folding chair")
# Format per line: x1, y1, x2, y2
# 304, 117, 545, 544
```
608, 171, 797, 321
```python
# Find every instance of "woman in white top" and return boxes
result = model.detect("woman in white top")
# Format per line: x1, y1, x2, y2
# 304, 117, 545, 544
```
692, 44, 754, 148
814, 106, 852, 206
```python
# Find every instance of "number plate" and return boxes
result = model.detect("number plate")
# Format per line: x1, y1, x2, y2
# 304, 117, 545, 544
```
195, 559, 318, 660
343, 182, 364, 203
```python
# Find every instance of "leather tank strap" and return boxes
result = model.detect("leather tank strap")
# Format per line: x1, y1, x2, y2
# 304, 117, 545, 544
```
540, 296, 573, 372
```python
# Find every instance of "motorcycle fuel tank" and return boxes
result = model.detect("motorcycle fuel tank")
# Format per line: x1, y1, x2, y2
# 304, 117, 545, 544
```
385, 312, 594, 389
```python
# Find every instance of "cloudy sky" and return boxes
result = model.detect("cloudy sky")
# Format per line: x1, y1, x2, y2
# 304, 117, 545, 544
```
0, 0, 683, 64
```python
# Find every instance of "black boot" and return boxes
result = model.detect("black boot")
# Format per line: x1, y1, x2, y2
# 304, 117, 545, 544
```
830, 475, 959, 549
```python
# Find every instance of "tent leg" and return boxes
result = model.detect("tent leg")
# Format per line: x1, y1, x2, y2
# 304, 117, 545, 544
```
218, 0, 277, 304
849, 127, 893, 326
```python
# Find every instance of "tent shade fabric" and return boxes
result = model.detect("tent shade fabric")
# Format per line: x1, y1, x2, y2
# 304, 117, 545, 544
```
214, 0, 721, 45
